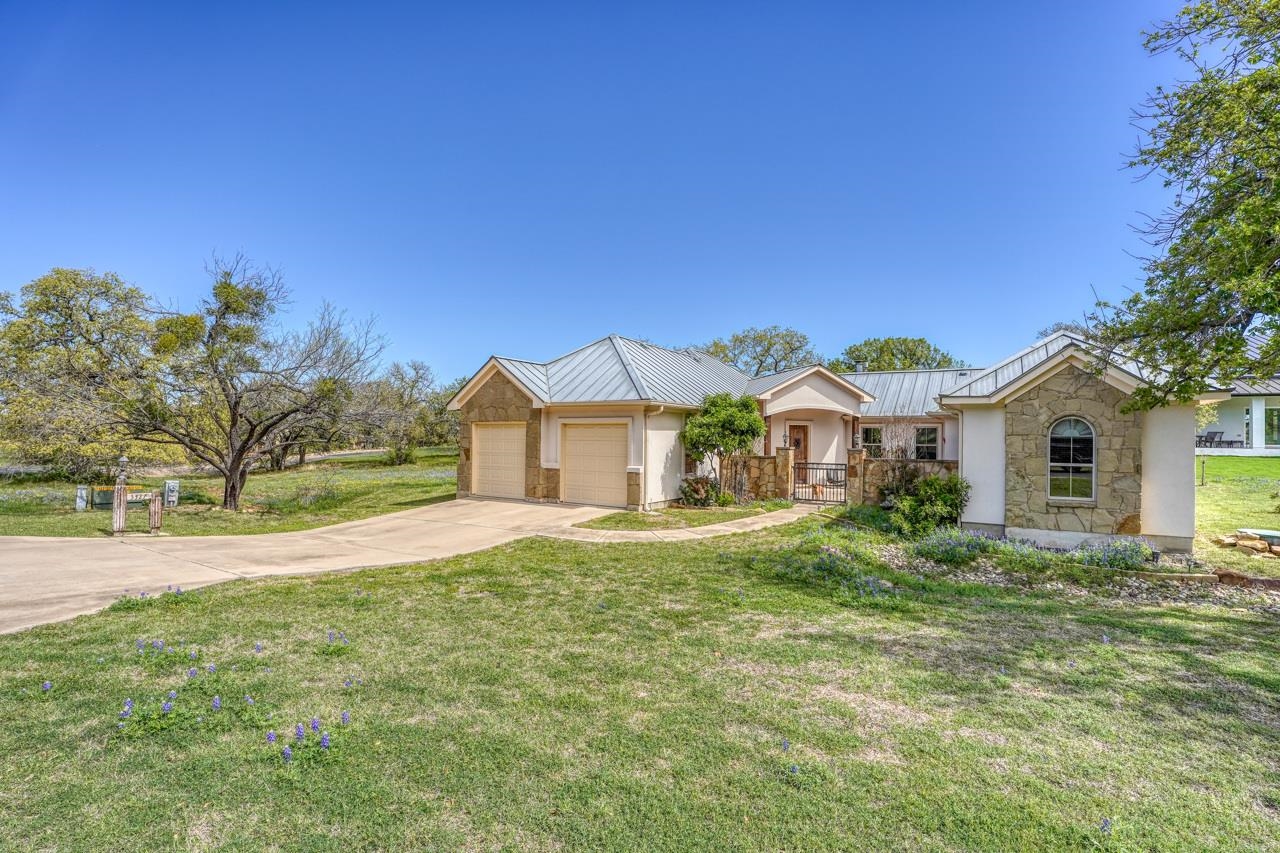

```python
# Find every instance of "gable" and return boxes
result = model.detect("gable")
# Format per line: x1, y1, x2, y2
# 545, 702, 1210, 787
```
762, 371, 864, 416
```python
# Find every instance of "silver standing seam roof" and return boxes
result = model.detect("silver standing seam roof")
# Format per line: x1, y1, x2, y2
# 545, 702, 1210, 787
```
846, 369, 978, 417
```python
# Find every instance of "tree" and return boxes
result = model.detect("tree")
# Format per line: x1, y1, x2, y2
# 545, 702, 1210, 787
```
829, 336, 965, 372
702, 326, 819, 376
1091, 1, 1280, 406
367, 360, 436, 465
1, 258, 384, 508
422, 377, 466, 447
680, 393, 766, 484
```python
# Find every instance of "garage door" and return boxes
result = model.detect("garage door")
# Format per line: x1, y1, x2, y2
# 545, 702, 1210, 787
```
562, 423, 629, 507
472, 423, 526, 499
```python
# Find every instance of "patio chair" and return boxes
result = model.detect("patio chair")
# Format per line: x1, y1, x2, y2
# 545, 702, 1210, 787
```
1205, 431, 1223, 447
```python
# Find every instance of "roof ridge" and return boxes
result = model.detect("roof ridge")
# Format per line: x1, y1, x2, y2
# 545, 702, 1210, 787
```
609, 334, 650, 400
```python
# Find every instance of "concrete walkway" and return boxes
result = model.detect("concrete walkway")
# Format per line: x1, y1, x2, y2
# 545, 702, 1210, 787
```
0, 500, 817, 635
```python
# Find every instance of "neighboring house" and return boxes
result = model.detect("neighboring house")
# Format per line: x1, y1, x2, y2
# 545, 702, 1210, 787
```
448, 332, 1224, 551
1195, 332, 1280, 455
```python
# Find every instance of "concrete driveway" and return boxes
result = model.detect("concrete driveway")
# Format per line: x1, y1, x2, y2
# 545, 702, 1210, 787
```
0, 499, 609, 635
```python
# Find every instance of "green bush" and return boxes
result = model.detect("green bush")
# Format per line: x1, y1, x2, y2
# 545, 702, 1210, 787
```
888, 474, 970, 536
1072, 537, 1155, 570
714, 490, 736, 507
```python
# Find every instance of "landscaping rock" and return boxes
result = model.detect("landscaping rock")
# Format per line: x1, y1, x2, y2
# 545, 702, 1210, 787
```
1237, 538, 1270, 553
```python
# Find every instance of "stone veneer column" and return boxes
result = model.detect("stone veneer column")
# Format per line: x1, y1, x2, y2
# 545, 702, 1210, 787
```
847, 448, 866, 505
776, 446, 795, 499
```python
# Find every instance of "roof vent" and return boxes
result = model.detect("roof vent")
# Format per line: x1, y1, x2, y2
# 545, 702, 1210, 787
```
853, 361, 866, 372
957, 371, 969, 377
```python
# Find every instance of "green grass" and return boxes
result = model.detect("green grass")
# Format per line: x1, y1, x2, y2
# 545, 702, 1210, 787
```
0, 448, 457, 537
1194, 455, 1280, 578
3, 519, 1278, 850
576, 500, 794, 531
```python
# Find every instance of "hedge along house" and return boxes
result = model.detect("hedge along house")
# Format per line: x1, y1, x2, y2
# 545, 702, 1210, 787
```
449, 331, 1222, 551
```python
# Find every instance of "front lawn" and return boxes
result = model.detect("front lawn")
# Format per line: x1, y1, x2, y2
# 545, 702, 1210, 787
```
1194, 455, 1280, 577
3, 519, 1277, 850
576, 500, 793, 531
0, 448, 457, 537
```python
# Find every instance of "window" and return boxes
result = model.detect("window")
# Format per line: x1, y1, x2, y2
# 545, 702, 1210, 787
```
1049, 417, 1094, 500
914, 427, 939, 460
861, 426, 883, 458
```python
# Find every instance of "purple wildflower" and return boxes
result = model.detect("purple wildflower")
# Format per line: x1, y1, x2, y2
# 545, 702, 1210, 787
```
117, 722, 125, 729
781, 737, 790, 752
119, 709, 131, 719
328, 630, 335, 643
161, 701, 173, 714
211, 696, 221, 711
135, 639, 145, 650
1102, 634, 1111, 644
254, 642, 263, 653
320, 732, 330, 750
139, 591, 147, 600
41, 681, 52, 692
175, 586, 183, 595
789, 764, 799, 775
152, 639, 163, 650
343, 678, 352, 688
295, 723, 305, 742
206, 664, 216, 674
310, 717, 320, 733
167, 690, 177, 699
189, 650, 197, 660
187, 668, 197, 678
1101, 817, 1112, 835
266, 730, 277, 744
341, 710, 350, 726
282, 745, 292, 762
124, 698, 134, 709
244, 695, 254, 706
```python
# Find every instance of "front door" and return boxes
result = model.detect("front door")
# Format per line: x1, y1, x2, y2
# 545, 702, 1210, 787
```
788, 424, 809, 483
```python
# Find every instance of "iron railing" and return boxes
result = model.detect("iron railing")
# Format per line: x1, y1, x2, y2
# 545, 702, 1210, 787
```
793, 462, 847, 504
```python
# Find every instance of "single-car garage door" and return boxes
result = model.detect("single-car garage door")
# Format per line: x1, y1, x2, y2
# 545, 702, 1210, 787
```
472, 423, 526, 499
562, 423, 629, 507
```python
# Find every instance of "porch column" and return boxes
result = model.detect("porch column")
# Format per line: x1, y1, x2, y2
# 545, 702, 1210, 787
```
847, 447, 866, 505
776, 445, 794, 499
1251, 397, 1266, 449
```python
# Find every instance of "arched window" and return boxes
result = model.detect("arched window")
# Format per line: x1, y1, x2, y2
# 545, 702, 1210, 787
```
1049, 417, 1094, 500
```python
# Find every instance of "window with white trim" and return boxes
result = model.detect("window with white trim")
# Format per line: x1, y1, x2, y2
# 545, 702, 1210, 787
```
861, 426, 883, 458
1049, 417, 1094, 500
914, 426, 939, 460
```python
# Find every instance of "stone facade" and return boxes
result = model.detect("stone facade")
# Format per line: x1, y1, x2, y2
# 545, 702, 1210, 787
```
723, 455, 785, 500
847, 450, 959, 505
1003, 365, 1142, 536
456, 370, 558, 501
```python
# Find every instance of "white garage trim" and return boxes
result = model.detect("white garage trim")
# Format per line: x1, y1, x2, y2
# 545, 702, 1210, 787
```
560, 422, 629, 508
472, 422, 526, 500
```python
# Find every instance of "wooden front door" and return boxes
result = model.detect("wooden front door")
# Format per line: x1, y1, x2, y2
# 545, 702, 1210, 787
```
788, 424, 809, 483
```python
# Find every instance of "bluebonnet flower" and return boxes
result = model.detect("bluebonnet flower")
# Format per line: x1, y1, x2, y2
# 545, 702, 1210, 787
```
211, 696, 221, 711
266, 731, 277, 744
320, 732, 331, 749
119, 709, 132, 719
310, 717, 320, 733
136, 639, 145, 650
168, 690, 177, 699
789, 764, 799, 775
1101, 817, 1112, 835
244, 695, 254, 706
187, 668, 198, 678
206, 664, 216, 674
1102, 634, 1111, 645
282, 745, 292, 762
328, 630, 335, 643
152, 639, 163, 650
264, 667, 272, 674
295, 723, 305, 742
167, 585, 172, 591
175, 586, 182, 595
254, 642, 263, 653
781, 737, 790, 752
162, 701, 173, 713
341, 711, 350, 726
117, 722, 125, 729
139, 591, 148, 600
41, 681, 52, 692
189, 650, 198, 660
344, 678, 353, 688
1068, 660, 1077, 669
124, 698, 134, 709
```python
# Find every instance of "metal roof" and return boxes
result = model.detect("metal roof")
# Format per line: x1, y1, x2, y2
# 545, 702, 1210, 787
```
846, 368, 978, 417
1233, 331, 1280, 394
745, 363, 821, 396
491, 335, 754, 407
940, 333, 1083, 399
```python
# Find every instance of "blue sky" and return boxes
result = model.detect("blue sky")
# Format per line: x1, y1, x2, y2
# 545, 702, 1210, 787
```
0, 1, 1182, 380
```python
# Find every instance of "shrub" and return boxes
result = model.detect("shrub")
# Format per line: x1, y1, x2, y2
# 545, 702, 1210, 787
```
1072, 537, 1155, 570
992, 539, 1057, 573
715, 490, 736, 507
889, 474, 971, 536
679, 476, 720, 507
913, 526, 997, 566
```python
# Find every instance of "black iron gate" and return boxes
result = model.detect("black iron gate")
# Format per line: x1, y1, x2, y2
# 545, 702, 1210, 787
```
792, 462, 847, 504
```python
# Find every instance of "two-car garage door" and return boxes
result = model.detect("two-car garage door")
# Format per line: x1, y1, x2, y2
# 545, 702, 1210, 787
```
562, 424, 629, 508
472, 421, 629, 508
472, 423, 526, 499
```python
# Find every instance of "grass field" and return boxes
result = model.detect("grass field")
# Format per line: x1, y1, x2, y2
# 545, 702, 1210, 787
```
0, 449, 457, 537
576, 500, 793, 531
2, 518, 1278, 851
1193, 455, 1280, 577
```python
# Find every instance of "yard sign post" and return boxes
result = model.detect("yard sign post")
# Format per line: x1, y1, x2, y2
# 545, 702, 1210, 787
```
111, 456, 128, 536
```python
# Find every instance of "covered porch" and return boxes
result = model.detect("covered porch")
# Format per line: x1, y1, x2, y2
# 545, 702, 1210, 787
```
1196, 395, 1280, 455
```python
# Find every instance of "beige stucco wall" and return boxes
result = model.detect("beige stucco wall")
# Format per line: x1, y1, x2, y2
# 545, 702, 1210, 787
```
958, 407, 1006, 529
1003, 364, 1142, 538
768, 409, 849, 464
762, 373, 863, 418
1141, 405, 1196, 548
644, 410, 685, 507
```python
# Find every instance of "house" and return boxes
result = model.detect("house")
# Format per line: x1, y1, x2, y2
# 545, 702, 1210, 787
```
448, 332, 1224, 551
1195, 332, 1279, 455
